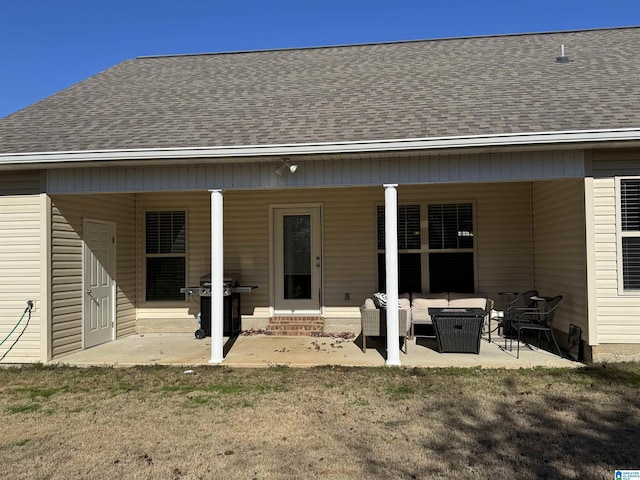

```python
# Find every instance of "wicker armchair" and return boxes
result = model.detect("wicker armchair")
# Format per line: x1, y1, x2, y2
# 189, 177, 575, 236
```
360, 301, 409, 353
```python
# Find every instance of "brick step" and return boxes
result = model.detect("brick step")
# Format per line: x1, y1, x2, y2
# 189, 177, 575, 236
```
264, 330, 323, 337
266, 316, 325, 336
267, 320, 325, 326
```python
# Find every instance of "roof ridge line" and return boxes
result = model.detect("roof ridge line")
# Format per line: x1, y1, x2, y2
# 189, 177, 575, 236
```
136, 25, 640, 60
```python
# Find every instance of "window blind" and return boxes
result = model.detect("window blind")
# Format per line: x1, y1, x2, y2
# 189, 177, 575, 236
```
146, 211, 186, 254
428, 204, 473, 250
621, 180, 640, 232
377, 205, 420, 250
621, 180, 640, 289
145, 211, 186, 301
622, 238, 640, 289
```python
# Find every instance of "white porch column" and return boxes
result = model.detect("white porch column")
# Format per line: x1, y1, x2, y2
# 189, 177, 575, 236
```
209, 189, 225, 364
384, 184, 401, 366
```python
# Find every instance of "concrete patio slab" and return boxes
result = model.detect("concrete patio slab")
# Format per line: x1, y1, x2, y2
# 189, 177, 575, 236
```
52, 332, 580, 369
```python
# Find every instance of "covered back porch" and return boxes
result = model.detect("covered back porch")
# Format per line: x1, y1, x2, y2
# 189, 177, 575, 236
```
46, 148, 589, 365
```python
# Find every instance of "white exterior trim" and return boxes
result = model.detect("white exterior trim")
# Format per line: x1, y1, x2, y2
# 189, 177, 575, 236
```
384, 184, 401, 367
209, 189, 225, 364
584, 177, 598, 345
615, 176, 640, 296
2, 128, 640, 166
39, 193, 52, 362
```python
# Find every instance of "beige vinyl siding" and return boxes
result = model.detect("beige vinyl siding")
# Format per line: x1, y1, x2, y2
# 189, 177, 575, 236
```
137, 188, 377, 323
400, 182, 535, 301
0, 171, 43, 195
136, 193, 209, 325
591, 148, 640, 344
226, 188, 378, 317
51, 194, 136, 358
531, 179, 588, 337
0, 171, 44, 363
136, 183, 534, 326
284, 182, 534, 309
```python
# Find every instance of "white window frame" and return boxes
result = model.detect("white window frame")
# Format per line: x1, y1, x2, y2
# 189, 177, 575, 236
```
375, 202, 478, 293
144, 209, 189, 303
376, 204, 422, 292
424, 201, 477, 293
616, 177, 640, 295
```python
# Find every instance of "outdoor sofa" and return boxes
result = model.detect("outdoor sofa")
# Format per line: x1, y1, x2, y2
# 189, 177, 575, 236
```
410, 292, 493, 338
360, 292, 494, 352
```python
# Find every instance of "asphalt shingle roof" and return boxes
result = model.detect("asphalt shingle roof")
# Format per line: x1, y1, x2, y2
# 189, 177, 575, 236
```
1, 27, 639, 154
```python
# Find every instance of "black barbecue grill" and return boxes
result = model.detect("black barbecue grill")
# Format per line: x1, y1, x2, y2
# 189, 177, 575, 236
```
181, 273, 256, 339
198, 273, 239, 338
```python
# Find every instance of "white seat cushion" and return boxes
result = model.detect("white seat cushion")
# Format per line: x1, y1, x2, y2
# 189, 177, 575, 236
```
411, 296, 449, 324
448, 298, 488, 309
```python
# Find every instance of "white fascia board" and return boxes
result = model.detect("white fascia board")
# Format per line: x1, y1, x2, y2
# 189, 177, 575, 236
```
1, 128, 640, 166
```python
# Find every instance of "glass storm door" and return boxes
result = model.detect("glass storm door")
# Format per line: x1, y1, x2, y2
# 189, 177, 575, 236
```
274, 207, 322, 313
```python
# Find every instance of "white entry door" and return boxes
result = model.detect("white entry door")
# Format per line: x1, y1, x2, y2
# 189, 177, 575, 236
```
273, 206, 322, 313
83, 220, 116, 348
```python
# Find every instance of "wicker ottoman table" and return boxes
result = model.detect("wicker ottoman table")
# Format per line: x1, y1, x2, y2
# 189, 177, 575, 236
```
429, 307, 486, 354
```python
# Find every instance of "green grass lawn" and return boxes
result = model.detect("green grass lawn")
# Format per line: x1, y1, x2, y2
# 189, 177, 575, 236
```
1, 363, 639, 479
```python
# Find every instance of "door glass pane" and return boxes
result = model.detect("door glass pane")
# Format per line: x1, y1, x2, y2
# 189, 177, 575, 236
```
283, 215, 311, 299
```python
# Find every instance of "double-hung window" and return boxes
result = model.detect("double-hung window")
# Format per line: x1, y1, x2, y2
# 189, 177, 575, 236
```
377, 205, 422, 293
620, 179, 640, 291
145, 211, 186, 301
427, 203, 475, 293
376, 203, 475, 294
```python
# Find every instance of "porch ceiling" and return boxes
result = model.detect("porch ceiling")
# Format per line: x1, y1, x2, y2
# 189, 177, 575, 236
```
46, 149, 586, 194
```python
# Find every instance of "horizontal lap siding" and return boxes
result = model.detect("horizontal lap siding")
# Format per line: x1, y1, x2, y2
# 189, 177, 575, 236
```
592, 149, 640, 344
225, 188, 375, 315
136, 189, 379, 321
0, 171, 43, 195
323, 189, 379, 308
227, 188, 380, 316
224, 191, 272, 313
51, 194, 136, 358
401, 183, 534, 304
0, 171, 43, 363
136, 192, 211, 323
136, 184, 534, 324
532, 179, 587, 336
229, 185, 533, 312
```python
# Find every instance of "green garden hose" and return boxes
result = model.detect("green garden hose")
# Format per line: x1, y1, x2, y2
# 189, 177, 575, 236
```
0, 301, 33, 347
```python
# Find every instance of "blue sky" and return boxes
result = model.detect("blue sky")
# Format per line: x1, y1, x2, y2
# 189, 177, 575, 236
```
0, 0, 638, 118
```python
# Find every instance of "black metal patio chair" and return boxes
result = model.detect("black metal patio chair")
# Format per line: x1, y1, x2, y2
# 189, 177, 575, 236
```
498, 289, 539, 349
510, 295, 563, 359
